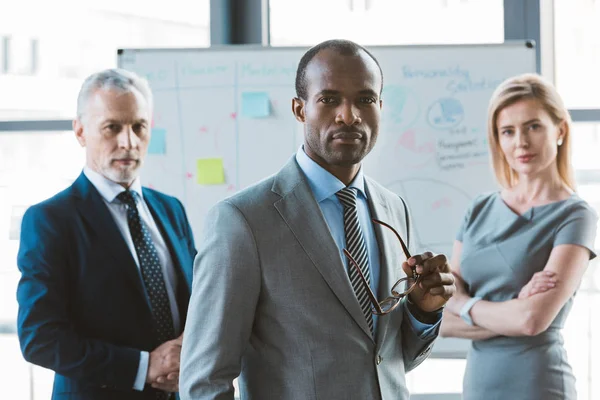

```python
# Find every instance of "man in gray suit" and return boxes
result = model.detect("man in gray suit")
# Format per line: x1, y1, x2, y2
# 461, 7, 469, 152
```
180, 39, 456, 400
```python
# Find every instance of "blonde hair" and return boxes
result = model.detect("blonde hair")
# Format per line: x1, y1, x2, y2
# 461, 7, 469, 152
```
487, 73, 575, 190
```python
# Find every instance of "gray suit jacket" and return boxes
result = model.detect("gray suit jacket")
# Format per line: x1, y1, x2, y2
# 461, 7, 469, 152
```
180, 158, 437, 400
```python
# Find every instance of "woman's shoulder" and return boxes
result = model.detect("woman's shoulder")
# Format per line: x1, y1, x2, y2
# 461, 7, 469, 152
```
466, 191, 501, 217
556, 194, 599, 221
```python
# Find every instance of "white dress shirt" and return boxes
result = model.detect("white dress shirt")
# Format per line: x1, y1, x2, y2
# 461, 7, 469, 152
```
83, 167, 180, 390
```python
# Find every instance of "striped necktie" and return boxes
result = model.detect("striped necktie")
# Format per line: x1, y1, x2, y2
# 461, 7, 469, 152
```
336, 187, 374, 334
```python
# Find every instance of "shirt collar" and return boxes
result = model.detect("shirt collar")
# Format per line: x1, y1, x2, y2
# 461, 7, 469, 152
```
83, 166, 144, 204
295, 146, 367, 203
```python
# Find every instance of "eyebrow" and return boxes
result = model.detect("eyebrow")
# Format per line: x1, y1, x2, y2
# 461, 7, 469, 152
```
316, 89, 379, 97
317, 90, 340, 96
499, 118, 541, 130
101, 118, 149, 125
358, 89, 379, 97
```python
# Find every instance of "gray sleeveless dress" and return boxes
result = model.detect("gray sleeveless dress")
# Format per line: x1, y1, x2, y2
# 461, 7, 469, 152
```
457, 192, 597, 400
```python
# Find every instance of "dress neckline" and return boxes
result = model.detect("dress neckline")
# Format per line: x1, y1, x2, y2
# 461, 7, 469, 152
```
495, 192, 575, 221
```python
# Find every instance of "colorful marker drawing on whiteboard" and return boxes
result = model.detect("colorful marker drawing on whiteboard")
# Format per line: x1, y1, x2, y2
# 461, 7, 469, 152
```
196, 110, 237, 153
393, 129, 436, 169
431, 197, 452, 210
426, 97, 464, 129
386, 178, 472, 253
381, 85, 420, 129
396, 129, 435, 154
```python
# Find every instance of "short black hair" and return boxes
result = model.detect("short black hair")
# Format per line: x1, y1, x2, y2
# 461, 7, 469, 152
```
295, 39, 384, 100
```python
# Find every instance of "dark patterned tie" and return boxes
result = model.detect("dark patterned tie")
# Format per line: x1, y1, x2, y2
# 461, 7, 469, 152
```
117, 191, 175, 346
336, 187, 374, 334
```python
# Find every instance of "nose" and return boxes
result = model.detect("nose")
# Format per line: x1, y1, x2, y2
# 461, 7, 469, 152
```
117, 126, 137, 150
515, 129, 529, 148
335, 101, 361, 126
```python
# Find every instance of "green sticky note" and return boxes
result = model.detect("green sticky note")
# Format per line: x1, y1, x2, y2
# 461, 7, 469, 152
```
148, 128, 167, 154
196, 158, 225, 185
241, 92, 270, 118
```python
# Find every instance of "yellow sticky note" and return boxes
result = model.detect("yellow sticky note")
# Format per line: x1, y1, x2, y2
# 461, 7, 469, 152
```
196, 158, 225, 185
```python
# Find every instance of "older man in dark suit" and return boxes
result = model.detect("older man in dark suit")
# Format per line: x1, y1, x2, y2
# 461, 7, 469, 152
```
17, 68, 196, 399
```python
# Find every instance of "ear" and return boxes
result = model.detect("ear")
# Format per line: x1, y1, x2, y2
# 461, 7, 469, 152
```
292, 97, 306, 123
73, 119, 86, 147
379, 99, 383, 110
557, 120, 567, 142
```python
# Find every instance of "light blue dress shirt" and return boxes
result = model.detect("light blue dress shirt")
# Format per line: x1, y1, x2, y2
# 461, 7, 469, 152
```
295, 147, 437, 337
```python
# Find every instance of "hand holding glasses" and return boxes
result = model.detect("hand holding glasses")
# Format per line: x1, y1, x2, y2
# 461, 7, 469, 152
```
343, 219, 422, 316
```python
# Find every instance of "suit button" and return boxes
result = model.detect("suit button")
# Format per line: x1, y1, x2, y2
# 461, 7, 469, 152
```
376, 355, 383, 365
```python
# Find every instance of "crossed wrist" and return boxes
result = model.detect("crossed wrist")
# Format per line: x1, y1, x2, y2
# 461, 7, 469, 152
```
459, 296, 482, 326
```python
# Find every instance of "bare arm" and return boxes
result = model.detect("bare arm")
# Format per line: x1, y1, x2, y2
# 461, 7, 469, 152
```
445, 241, 590, 337
440, 311, 497, 340
467, 244, 589, 336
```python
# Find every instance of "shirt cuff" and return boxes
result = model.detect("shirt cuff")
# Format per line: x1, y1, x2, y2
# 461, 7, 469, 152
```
133, 351, 149, 391
404, 301, 442, 339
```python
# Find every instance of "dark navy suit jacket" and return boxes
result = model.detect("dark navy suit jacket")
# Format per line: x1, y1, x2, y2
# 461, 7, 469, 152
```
16, 172, 196, 399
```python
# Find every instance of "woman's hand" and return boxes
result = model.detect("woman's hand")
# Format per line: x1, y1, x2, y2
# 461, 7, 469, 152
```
518, 271, 557, 299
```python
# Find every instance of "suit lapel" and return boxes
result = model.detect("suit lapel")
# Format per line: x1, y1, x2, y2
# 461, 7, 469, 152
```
143, 189, 192, 293
72, 173, 149, 303
272, 159, 374, 340
365, 179, 401, 348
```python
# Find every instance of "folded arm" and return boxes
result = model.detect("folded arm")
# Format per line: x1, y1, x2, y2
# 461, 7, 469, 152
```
442, 240, 591, 338
440, 310, 497, 340
467, 243, 588, 336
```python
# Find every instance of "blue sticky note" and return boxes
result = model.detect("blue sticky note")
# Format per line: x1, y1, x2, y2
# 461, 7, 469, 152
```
241, 92, 270, 118
149, 128, 167, 154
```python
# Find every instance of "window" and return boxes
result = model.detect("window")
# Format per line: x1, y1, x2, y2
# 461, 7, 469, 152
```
0, 130, 85, 398
0, 0, 210, 120
269, 0, 504, 46
3, 35, 39, 76
554, 0, 600, 109
563, 122, 600, 400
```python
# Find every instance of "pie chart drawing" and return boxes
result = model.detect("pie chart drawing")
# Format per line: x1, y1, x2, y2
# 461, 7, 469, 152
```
426, 97, 464, 130
385, 178, 472, 254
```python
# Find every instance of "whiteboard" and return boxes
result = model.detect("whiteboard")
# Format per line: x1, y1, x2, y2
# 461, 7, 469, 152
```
118, 42, 535, 260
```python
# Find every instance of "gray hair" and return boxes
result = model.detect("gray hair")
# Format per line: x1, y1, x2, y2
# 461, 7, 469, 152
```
76, 68, 153, 121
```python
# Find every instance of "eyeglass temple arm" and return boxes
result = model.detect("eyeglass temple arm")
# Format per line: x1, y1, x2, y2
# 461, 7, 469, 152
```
342, 249, 383, 315
371, 218, 411, 259
372, 218, 421, 285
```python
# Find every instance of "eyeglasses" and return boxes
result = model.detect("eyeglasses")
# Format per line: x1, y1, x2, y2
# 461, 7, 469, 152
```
343, 218, 421, 316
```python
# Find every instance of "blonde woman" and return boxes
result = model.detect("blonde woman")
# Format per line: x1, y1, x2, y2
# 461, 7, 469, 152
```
440, 73, 598, 400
